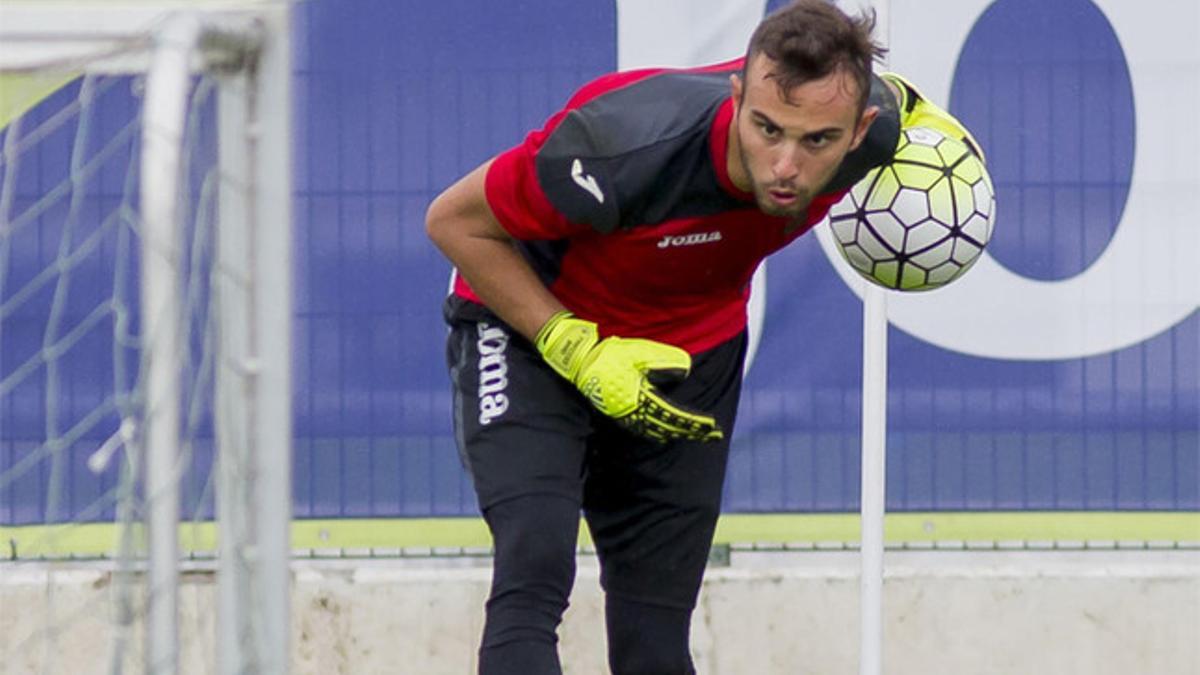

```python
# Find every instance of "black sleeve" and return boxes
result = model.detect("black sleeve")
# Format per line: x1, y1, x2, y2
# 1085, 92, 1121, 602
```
821, 74, 902, 195
533, 110, 624, 234
532, 71, 734, 234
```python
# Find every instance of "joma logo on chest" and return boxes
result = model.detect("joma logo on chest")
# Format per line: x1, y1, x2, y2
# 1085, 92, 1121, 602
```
656, 231, 723, 248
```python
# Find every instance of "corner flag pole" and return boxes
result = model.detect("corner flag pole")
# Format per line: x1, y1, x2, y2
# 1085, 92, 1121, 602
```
860, 3, 891, 675
860, 282, 887, 675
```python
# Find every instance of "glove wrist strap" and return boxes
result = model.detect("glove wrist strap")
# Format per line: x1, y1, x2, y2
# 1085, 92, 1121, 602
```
535, 311, 599, 382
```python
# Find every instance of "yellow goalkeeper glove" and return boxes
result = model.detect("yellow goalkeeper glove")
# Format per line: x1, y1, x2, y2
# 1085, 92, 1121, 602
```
881, 71, 987, 163
535, 311, 724, 443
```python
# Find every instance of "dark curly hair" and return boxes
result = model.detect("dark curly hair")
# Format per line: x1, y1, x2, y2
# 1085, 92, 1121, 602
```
744, 0, 886, 112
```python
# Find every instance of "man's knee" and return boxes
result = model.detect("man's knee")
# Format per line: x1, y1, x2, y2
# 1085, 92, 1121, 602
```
605, 594, 696, 675
482, 494, 581, 649
486, 494, 580, 590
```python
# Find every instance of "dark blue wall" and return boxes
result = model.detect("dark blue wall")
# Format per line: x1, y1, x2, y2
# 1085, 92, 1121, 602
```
1, 0, 1195, 525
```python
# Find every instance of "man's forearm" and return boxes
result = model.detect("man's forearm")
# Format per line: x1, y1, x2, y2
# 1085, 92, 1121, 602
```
425, 159, 564, 342
442, 234, 564, 342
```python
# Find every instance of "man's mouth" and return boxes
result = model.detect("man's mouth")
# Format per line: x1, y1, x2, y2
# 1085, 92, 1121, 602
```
767, 189, 798, 205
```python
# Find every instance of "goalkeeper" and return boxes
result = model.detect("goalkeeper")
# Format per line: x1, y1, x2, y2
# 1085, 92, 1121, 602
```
426, 1, 979, 672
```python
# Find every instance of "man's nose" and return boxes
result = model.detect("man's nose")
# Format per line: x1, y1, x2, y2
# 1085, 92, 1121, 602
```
771, 146, 800, 181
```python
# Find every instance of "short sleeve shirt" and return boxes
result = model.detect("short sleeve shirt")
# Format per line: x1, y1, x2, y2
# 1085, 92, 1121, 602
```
453, 58, 899, 354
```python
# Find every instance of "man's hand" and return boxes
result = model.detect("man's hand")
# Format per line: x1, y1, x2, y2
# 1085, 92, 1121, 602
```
881, 72, 986, 163
535, 311, 724, 443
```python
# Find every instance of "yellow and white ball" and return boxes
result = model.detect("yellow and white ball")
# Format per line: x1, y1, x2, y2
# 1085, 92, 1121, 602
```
828, 126, 995, 291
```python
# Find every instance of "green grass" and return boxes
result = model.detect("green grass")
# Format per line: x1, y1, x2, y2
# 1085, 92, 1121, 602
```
3, 511, 1196, 559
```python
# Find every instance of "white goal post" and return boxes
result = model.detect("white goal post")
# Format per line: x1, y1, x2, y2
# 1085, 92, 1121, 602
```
0, 2, 293, 674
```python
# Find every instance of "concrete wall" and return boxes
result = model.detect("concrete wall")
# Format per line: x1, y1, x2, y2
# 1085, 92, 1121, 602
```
1, 550, 1197, 674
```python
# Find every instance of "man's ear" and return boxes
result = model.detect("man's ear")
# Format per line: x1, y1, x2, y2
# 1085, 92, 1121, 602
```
850, 105, 879, 151
729, 72, 743, 115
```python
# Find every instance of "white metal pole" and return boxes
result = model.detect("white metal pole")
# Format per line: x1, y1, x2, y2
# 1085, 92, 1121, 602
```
860, 3, 890, 675
859, 284, 888, 675
216, 54, 254, 675
249, 6, 294, 674
141, 13, 201, 675
213, 7, 293, 674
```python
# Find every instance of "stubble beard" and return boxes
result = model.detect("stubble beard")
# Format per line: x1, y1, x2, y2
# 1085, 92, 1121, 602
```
738, 146, 812, 223
739, 158, 816, 227
754, 185, 811, 220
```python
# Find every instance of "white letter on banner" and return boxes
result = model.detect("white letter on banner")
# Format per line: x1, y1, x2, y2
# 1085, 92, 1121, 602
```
813, 0, 1200, 361
615, 0, 763, 71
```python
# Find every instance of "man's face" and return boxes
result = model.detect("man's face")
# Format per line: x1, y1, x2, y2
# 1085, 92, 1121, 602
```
730, 54, 878, 219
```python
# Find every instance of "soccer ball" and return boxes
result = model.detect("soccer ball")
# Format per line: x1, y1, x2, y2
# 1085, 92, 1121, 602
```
827, 126, 995, 291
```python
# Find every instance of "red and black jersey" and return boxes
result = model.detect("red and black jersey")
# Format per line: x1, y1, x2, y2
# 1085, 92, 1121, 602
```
453, 58, 899, 354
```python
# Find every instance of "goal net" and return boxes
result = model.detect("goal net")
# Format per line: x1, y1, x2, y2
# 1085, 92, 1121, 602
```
0, 3, 293, 674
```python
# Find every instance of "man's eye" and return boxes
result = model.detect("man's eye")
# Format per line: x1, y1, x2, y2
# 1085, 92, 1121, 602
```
758, 122, 781, 138
806, 134, 835, 148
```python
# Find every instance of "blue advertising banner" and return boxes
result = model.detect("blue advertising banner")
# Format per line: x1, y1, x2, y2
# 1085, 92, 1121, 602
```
1, 0, 1196, 529
291, 0, 1198, 518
